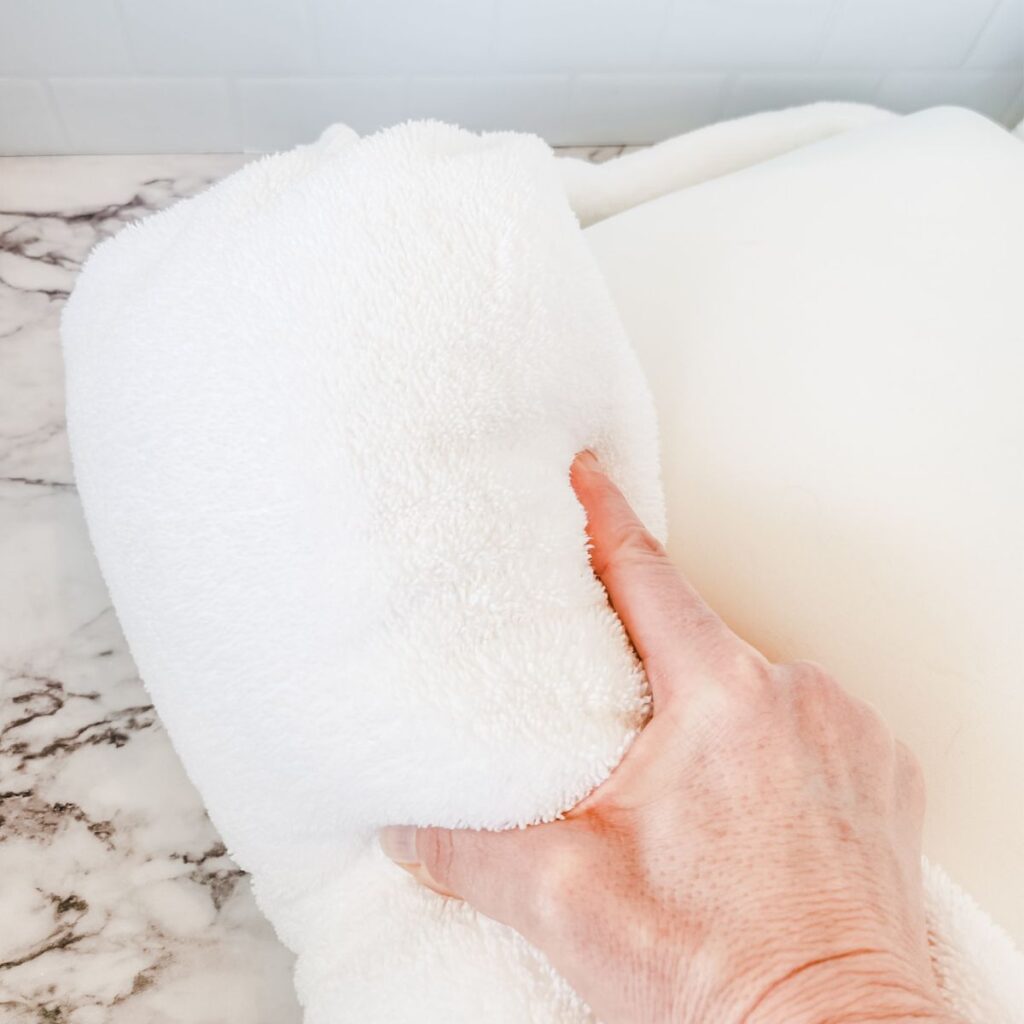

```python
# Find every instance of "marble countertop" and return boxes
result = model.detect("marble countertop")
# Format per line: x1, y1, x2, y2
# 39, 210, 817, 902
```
0, 144, 627, 1023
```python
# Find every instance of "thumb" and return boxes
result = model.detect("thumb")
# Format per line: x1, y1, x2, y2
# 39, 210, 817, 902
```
378, 822, 563, 931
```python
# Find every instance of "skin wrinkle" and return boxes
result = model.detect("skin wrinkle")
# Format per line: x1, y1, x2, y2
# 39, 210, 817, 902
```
740, 948, 890, 1023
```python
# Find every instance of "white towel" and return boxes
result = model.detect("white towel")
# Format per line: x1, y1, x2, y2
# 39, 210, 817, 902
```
62, 107, 1024, 1023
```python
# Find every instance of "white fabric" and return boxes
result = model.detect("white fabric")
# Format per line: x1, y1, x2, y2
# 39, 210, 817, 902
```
64, 121, 664, 1024
561, 100, 896, 226
62, 106, 1023, 1024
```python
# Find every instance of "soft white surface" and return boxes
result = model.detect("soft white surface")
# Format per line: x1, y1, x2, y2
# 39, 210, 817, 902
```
561, 100, 895, 225
60, 107, 1024, 1022
587, 105, 1024, 957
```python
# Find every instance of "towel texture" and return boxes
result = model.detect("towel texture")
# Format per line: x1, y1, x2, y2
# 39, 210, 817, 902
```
62, 107, 1023, 1023
64, 121, 664, 1023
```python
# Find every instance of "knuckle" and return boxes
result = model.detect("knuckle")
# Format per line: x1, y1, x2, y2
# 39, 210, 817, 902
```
679, 649, 774, 732
779, 660, 893, 740
704, 650, 774, 722
733, 648, 774, 693
616, 521, 667, 565
781, 657, 833, 689
526, 840, 591, 934
778, 658, 842, 709
843, 691, 892, 747
596, 522, 669, 585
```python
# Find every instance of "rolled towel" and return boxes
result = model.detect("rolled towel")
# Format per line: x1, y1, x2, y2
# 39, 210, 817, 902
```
63, 110, 1023, 1023
63, 121, 665, 1023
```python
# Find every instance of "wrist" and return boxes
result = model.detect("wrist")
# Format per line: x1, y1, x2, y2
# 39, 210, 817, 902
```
740, 949, 958, 1024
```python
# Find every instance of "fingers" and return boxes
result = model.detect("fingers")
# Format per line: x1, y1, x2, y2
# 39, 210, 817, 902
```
570, 450, 756, 708
378, 823, 557, 932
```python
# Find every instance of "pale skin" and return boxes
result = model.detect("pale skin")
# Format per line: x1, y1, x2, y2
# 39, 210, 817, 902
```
380, 450, 964, 1024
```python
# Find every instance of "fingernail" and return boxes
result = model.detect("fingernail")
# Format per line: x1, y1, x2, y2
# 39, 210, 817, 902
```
378, 825, 420, 865
575, 449, 600, 472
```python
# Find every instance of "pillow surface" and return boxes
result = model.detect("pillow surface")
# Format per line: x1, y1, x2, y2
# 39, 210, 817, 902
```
586, 107, 1024, 945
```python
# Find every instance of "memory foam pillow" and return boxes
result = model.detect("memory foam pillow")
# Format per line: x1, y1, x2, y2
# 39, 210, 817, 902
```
62, 108, 1024, 1023
585, 106, 1024, 946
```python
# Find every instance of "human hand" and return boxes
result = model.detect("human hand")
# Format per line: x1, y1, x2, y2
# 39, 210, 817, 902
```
380, 451, 959, 1024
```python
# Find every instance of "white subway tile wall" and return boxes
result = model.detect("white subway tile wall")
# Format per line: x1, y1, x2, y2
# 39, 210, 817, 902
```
237, 77, 407, 148
0, 78, 64, 151
119, 0, 311, 76
406, 74, 572, 136
0, 0, 1021, 154
570, 73, 726, 140
49, 77, 240, 152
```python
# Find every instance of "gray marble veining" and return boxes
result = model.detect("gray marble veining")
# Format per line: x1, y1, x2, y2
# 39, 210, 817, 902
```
0, 144, 626, 1023
0, 152, 301, 1024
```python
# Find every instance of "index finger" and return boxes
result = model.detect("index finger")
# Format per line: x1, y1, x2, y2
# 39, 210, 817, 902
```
570, 451, 761, 709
